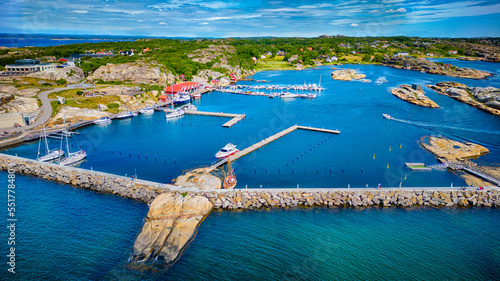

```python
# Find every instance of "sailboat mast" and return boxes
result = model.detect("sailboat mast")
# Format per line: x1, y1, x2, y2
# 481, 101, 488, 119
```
64, 117, 70, 156
43, 123, 50, 153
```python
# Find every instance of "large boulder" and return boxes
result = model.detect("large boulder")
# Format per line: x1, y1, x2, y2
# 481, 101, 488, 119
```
331, 69, 366, 81
92, 63, 168, 84
132, 193, 213, 267
27, 66, 84, 84
174, 168, 222, 190
0, 96, 39, 114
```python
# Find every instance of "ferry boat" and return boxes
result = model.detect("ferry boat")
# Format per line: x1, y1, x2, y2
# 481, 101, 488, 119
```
93, 117, 111, 125
116, 111, 134, 119
215, 143, 239, 159
300, 93, 317, 99
166, 109, 185, 119
174, 94, 191, 105
383, 114, 394, 120
139, 107, 155, 115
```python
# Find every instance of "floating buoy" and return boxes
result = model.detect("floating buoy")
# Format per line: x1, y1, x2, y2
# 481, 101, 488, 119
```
404, 174, 407, 180
265, 167, 268, 173
305, 150, 307, 154
95, 148, 97, 152
129, 151, 131, 157
155, 156, 157, 161
146, 154, 148, 160
301, 153, 303, 156
287, 162, 289, 166
254, 167, 256, 173
111, 149, 113, 154
389, 146, 391, 151
174, 159, 176, 164
342, 167, 344, 174
292, 168, 294, 173
137, 153, 140, 158
387, 163, 389, 169
361, 168, 364, 173
292, 159, 294, 163
296, 156, 299, 159
400, 143, 402, 149
317, 167, 319, 173
373, 154, 375, 159
164, 158, 167, 163
278, 168, 281, 174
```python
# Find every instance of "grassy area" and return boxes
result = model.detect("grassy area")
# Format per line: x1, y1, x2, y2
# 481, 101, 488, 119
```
255, 57, 295, 71
48, 89, 82, 99
65, 95, 121, 110
50, 100, 63, 117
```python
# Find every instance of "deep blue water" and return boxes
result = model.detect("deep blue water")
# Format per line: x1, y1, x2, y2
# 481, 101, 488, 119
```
1, 173, 500, 280
5, 60, 500, 188
0, 38, 132, 48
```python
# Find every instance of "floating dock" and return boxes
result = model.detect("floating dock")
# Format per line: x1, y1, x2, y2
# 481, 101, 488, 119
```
405, 163, 432, 171
206, 125, 340, 172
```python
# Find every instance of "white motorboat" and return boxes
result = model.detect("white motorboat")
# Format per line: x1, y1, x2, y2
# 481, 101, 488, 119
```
383, 114, 394, 120
192, 92, 201, 99
300, 93, 317, 99
140, 107, 155, 115
37, 123, 64, 162
184, 103, 197, 111
94, 117, 111, 125
215, 143, 239, 159
280, 92, 299, 98
166, 109, 185, 119
174, 94, 191, 105
116, 111, 134, 119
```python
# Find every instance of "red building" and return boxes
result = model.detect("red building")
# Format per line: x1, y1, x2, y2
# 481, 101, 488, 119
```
164, 82, 201, 95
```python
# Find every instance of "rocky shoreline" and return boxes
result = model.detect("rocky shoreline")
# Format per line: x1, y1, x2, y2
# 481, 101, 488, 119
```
330, 69, 366, 81
390, 84, 439, 108
427, 81, 500, 116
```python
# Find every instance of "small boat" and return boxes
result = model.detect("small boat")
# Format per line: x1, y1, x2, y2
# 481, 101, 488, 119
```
300, 93, 317, 99
139, 107, 154, 115
93, 117, 111, 125
116, 111, 134, 119
192, 92, 201, 99
37, 123, 64, 162
166, 109, 185, 119
184, 103, 197, 111
174, 94, 191, 105
215, 143, 239, 159
280, 92, 299, 99
268, 93, 277, 99
223, 157, 237, 189
59, 117, 87, 166
383, 114, 394, 120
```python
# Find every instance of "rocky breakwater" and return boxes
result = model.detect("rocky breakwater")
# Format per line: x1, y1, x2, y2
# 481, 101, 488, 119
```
0, 154, 167, 203
27, 66, 84, 84
91, 63, 170, 85
331, 69, 366, 81
200, 189, 500, 209
390, 84, 439, 108
132, 193, 213, 267
427, 81, 500, 116
384, 57, 492, 79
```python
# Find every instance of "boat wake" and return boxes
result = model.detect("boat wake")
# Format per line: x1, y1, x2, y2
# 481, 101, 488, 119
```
391, 117, 500, 135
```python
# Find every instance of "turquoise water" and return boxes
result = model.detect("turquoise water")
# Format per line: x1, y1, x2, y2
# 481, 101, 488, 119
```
2, 60, 500, 280
2, 173, 500, 280
5, 60, 500, 188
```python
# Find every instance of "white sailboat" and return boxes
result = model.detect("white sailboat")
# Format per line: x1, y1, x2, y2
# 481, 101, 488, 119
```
59, 118, 86, 166
37, 123, 64, 162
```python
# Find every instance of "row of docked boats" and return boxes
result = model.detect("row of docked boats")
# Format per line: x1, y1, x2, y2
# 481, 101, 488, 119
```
165, 103, 196, 119
268, 92, 317, 99
228, 82, 324, 92
93, 106, 156, 125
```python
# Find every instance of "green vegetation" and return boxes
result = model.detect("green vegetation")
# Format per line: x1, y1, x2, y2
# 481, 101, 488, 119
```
55, 78, 66, 85
50, 100, 63, 117
107, 102, 120, 109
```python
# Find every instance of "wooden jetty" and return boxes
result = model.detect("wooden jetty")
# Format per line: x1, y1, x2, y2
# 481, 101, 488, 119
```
223, 114, 246, 128
206, 125, 340, 172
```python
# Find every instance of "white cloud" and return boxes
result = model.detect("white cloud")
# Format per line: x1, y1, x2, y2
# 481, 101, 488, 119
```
369, 10, 379, 13
201, 22, 209, 25
350, 23, 359, 26
382, 0, 405, 3
386, 8, 407, 13
72, 10, 88, 14
329, 19, 353, 26
102, 8, 145, 15
159, 22, 168, 25
138, 20, 143, 22
201, 14, 262, 21
149, 1, 182, 10
199, 1, 228, 9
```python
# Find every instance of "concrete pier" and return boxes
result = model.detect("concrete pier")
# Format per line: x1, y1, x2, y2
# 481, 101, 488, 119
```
206, 125, 340, 172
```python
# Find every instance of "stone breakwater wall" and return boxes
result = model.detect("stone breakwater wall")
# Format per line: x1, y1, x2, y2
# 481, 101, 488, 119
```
0, 154, 165, 204
1, 154, 499, 209
201, 189, 500, 208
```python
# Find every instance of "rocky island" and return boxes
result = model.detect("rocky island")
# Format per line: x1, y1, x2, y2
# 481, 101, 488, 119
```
383, 57, 492, 80
330, 69, 366, 81
420, 136, 489, 162
390, 84, 439, 108
427, 81, 500, 116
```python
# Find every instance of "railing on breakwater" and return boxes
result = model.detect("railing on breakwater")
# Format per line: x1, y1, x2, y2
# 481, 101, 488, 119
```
206, 125, 340, 172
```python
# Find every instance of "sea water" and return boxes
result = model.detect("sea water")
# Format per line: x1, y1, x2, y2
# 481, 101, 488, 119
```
5, 60, 500, 188
1, 173, 499, 280
1, 60, 500, 280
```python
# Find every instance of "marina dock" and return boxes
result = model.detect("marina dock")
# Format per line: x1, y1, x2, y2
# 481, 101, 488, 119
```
206, 125, 340, 172
164, 109, 246, 127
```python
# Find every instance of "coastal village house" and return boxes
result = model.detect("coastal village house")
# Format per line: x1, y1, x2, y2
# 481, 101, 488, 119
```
448, 50, 458, 55
397, 52, 409, 56
159, 82, 201, 102
5, 59, 57, 73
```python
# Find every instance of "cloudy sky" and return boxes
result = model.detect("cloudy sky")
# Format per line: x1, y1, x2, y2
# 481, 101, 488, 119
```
1, 0, 499, 37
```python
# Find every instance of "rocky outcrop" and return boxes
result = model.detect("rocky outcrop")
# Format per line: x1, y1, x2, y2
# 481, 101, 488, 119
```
15, 88, 40, 97
390, 84, 439, 108
91, 63, 169, 84
132, 193, 213, 266
331, 69, 366, 81
427, 81, 500, 116
0, 93, 14, 106
27, 66, 84, 84
49, 106, 109, 125
174, 168, 222, 190
384, 57, 492, 79
0, 85, 18, 95
0, 96, 39, 114
420, 136, 489, 162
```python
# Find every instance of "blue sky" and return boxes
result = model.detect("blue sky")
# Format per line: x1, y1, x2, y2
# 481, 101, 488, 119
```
1, 0, 499, 37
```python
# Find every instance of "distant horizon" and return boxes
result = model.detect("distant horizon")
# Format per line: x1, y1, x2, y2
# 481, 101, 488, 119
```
1, 1, 499, 38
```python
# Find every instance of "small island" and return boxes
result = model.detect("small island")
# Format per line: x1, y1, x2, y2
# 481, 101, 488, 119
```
330, 69, 366, 81
427, 81, 500, 116
390, 84, 439, 108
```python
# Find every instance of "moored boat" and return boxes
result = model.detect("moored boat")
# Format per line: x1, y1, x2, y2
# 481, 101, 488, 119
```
37, 123, 64, 162
192, 92, 201, 99
280, 92, 299, 98
300, 93, 317, 99
59, 117, 87, 166
166, 109, 185, 119
116, 111, 134, 119
139, 107, 154, 115
184, 103, 197, 111
174, 94, 191, 105
94, 117, 111, 124
215, 143, 239, 159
